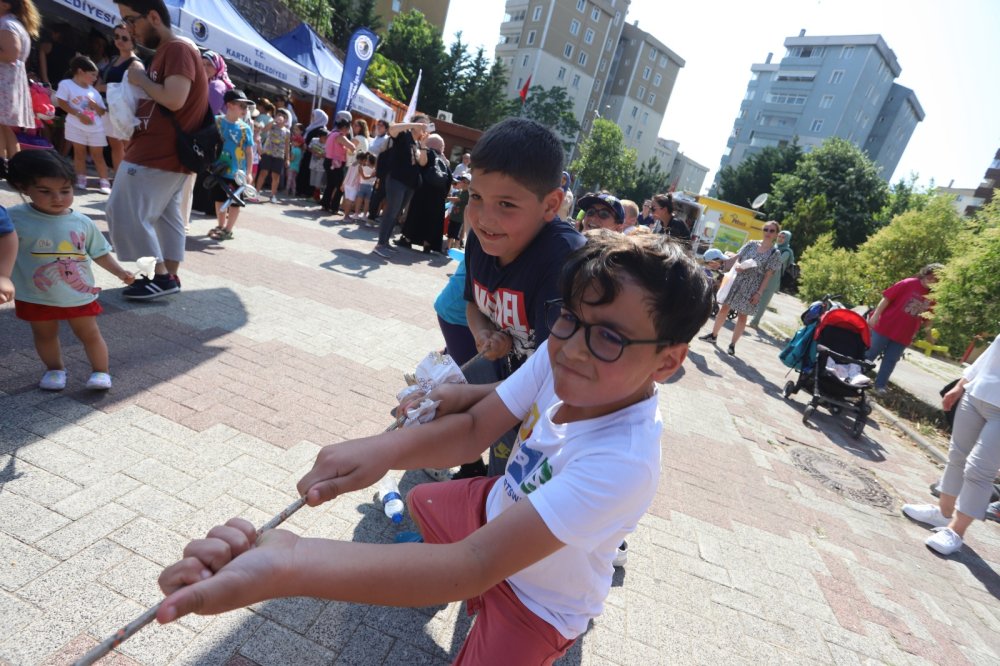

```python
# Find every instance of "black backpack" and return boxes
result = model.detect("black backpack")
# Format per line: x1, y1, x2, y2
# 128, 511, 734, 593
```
160, 104, 222, 174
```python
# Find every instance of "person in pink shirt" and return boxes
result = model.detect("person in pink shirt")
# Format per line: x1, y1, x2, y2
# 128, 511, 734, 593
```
320, 118, 354, 214
865, 263, 942, 393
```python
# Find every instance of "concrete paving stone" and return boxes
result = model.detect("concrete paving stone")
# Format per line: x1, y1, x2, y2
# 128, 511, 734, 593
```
35, 502, 137, 561
169, 608, 264, 666
225, 454, 290, 489
118, 484, 195, 524
360, 602, 463, 657
329, 619, 397, 665
187, 423, 242, 446
174, 467, 246, 511
132, 414, 196, 446
667, 548, 732, 587
965, 597, 1000, 633
825, 642, 866, 666
269, 440, 322, 473
239, 619, 335, 666
51, 473, 142, 521
96, 553, 165, 608
227, 478, 298, 515
0, 531, 59, 592
109, 517, 188, 567
301, 600, 370, 654
17, 538, 130, 609
123, 458, 197, 495
38, 633, 142, 666
252, 596, 326, 634
0, 580, 126, 666
0, 589, 42, 641
0, 490, 71, 543
86, 598, 196, 666
1, 457, 81, 506
380, 641, 449, 666
14, 438, 94, 482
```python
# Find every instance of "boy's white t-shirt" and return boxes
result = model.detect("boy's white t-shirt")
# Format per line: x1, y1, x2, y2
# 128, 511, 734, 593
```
55, 78, 106, 134
487, 339, 662, 639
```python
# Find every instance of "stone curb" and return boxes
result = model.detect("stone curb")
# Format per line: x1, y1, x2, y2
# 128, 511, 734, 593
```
870, 401, 947, 465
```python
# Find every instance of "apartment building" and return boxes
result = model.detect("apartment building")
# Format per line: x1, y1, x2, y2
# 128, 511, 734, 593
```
716, 31, 924, 187
375, 0, 451, 31
590, 21, 684, 165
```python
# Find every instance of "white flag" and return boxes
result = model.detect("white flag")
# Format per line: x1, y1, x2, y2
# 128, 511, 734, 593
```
403, 69, 422, 122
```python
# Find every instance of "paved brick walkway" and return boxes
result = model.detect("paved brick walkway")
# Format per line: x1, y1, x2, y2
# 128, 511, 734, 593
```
1, 188, 998, 665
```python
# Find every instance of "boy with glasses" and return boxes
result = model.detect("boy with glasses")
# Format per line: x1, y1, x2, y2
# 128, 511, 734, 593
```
154, 231, 713, 664
577, 192, 625, 232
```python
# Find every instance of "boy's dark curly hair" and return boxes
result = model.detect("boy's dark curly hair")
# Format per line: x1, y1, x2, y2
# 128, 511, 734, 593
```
7, 149, 76, 191
561, 230, 713, 346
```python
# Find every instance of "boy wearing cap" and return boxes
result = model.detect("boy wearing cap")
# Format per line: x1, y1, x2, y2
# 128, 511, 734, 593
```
207, 89, 254, 242
446, 173, 471, 250
578, 192, 625, 233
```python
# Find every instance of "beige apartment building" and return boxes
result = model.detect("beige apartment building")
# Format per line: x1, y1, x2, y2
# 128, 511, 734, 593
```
374, 0, 451, 31
495, 1, 683, 166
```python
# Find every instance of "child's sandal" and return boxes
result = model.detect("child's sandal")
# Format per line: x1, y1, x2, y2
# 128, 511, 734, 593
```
218, 229, 234, 241
208, 226, 224, 240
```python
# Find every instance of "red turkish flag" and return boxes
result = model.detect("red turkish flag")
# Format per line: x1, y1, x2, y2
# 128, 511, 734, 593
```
519, 76, 532, 103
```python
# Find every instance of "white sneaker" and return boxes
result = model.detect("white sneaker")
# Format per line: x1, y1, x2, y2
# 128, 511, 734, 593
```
85, 372, 112, 390
926, 527, 963, 555
98, 178, 112, 195
269, 196, 278, 203
612, 541, 628, 568
39, 369, 67, 391
901, 503, 951, 528
75, 175, 87, 190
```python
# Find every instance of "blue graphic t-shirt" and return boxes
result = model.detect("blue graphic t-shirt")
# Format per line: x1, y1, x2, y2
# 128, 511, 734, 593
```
485, 340, 662, 639
216, 115, 253, 179
9, 204, 112, 307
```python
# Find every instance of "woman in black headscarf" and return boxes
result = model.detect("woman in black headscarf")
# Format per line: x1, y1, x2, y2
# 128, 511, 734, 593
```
296, 108, 328, 197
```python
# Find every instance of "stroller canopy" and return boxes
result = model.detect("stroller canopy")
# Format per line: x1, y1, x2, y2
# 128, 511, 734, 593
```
816, 309, 871, 349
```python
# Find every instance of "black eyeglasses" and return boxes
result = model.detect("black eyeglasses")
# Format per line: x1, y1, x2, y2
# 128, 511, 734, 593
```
545, 300, 673, 363
584, 207, 615, 221
121, 13, 147, 27
114, 35, 131, 42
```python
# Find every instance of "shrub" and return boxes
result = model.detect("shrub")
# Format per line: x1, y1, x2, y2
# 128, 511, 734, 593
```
797, 233, 868, 307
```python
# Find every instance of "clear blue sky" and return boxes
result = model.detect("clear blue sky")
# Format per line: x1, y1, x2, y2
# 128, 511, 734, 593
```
444, 0, 999, 194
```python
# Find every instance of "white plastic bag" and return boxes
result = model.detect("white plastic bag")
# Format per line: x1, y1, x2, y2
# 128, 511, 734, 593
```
395, 351, 469, 427
716, 266, 737, 304
106, 82, 140, 139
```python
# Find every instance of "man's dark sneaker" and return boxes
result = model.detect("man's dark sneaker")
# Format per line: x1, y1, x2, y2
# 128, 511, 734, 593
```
123, 273, 181, 300
451, 459, 488, 480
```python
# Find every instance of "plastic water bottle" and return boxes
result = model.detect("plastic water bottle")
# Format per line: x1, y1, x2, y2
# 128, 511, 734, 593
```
376, 476, 404, 524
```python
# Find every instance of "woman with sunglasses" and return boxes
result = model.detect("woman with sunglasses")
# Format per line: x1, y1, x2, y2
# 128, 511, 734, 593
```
97, 23, 139, 173
699, 221, 783, 356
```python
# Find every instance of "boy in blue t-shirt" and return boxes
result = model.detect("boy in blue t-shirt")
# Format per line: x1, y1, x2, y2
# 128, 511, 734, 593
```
455, 118, 585, 478
208, 89, 254, 242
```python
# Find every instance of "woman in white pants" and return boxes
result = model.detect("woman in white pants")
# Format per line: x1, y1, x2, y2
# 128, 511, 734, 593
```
902, 334, 1000, 554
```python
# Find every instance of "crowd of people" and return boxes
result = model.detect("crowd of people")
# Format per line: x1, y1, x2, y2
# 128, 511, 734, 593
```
0, 2, 996, 663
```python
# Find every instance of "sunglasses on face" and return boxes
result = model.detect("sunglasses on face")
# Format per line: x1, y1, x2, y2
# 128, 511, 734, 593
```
584, 207, 615, 221
545, 300, 672, 363
763, 228, 778, 234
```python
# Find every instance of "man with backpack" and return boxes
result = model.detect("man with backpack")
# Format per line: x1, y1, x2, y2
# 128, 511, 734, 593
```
106, 0, 209, 300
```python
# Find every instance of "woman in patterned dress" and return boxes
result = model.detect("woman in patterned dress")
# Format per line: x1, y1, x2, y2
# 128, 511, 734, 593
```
699, 221, 783, 356
0, 0, 40, 162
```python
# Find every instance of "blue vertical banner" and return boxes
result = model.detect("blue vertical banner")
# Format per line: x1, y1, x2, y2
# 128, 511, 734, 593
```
336, 28, 379, 115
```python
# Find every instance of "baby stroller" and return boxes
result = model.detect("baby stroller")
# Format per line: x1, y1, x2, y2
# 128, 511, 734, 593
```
780, 299, 875, 439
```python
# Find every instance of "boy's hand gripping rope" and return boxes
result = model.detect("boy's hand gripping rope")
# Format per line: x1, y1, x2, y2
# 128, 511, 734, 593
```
74, 352, 484, 664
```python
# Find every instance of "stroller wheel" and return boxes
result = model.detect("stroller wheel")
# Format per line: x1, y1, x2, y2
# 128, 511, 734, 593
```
783, 381, 796, 399
861, 401, 873, 416
802, 405, 815, 425
851, 416, 865, 439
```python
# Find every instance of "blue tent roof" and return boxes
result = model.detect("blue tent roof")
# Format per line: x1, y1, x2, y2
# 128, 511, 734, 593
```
270, 23, 391, 120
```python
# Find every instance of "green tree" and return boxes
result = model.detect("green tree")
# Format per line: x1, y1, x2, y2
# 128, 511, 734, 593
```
716, 142, 802, 209
449, 48, 509, 130
365, 52, 407, 100
504, 86, 581, 148
325, 0, 352, 45
351, 0, 384, 34
380, 11, 449, 116
781, 194, 834, 258
282, 0, 333, 36
932, 197, 1000, 353
768, 137, 889, 250
569, 118, 636, 195
620, 157, 667, 204
856, 195, 962, 305
797, 234, 867, 306
877, 173, 934, 228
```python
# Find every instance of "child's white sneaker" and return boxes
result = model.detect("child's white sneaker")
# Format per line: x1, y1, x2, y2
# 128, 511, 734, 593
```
613, 541, 628, 568
76, 175, 87, 190
85, 372, 112, 390
98, 178, 112, 194
39, 369, 67, 391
